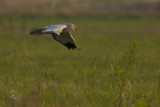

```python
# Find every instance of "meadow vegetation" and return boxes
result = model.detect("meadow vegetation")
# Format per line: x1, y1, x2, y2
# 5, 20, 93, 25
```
0, 14, 160, 107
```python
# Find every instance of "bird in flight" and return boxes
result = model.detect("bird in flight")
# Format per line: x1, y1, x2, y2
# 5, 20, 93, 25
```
29, 24, 80, 50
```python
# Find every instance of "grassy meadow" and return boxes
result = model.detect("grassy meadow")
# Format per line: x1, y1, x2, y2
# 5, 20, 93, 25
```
0, 14, 160, 107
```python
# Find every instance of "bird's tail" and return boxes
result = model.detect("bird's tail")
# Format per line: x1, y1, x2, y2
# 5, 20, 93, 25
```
29, 28, 44, 36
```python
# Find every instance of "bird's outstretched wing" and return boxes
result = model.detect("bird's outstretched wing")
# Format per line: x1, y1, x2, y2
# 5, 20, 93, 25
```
52, 28, 78, 50
42, 24, 67, 35
30, 24, 80, 50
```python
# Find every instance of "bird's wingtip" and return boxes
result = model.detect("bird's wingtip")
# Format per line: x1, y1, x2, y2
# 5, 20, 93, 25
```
76, 48, 81, 51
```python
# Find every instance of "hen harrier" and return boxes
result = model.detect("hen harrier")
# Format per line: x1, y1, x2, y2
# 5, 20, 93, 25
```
29, 24, 80, 50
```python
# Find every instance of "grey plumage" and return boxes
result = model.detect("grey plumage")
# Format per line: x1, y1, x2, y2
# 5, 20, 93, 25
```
29, 24, 80, 50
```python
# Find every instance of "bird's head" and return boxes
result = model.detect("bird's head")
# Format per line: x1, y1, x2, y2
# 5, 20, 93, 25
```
67, 24, 77, 31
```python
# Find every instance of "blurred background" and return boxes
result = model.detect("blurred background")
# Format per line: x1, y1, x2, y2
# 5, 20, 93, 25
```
0, 0, 160, 107
0, 0, 160, 14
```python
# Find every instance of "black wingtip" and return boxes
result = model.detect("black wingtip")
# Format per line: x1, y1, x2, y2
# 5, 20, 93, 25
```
65, 42, 77, 50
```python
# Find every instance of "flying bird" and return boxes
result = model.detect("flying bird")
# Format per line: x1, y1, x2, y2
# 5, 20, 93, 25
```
29, 24, 80, 50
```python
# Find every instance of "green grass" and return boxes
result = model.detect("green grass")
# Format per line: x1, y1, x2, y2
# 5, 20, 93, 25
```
0, 14, 160, 107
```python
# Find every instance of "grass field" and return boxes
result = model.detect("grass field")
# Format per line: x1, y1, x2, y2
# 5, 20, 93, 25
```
0, 14, 160, 107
